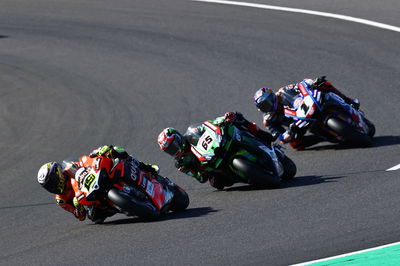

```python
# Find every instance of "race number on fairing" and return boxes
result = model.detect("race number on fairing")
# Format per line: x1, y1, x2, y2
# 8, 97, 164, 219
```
198, 132, 214, 151
296, 95, 316, 118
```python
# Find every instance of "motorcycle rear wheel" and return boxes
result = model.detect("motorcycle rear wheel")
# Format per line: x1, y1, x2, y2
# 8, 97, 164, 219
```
108, 188, 160, 220
326, 117, 373, 147
232, 158, 281, 188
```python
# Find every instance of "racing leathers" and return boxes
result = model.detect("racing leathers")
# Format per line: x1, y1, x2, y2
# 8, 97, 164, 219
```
262, 76, 360, 150
175, 112, 274, 189
55, 162, 86, 221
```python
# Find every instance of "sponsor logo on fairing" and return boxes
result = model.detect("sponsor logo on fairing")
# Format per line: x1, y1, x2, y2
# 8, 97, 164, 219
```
76, 167, 90, 185
129, 161, 140, 182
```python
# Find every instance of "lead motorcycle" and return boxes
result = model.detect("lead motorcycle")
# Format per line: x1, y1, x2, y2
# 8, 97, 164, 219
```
284, 79, 375, 146
185, 120, 297, 189
64, 155, 189, 223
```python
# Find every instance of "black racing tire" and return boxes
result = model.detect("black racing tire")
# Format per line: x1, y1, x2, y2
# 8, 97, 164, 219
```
107, 188, 160, 220
368, 123, 376, 138
326, 117, 373, 147
364, 118, 376, 137
232, 157, 281, 188
280, 156, 297, 181
170, 186, 190, 212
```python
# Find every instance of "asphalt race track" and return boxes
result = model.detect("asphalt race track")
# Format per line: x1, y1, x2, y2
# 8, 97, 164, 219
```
0, 0, 399, 265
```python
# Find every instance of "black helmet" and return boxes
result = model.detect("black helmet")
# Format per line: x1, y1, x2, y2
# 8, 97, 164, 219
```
37, 162, 66, 194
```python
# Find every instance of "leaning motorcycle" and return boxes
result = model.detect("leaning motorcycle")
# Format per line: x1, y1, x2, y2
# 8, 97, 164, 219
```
185, 120, 297, 189
285, 80, 375, 146
63, 156, 189, 223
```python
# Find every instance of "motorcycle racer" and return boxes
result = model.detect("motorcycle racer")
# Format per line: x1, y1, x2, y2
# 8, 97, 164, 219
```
158, 112, 275, 190
37, 161, 87, 221
37, 145, 159, 223
253, 76, 361, 150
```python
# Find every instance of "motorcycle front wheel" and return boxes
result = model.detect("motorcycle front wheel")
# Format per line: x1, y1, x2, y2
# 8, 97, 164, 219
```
232, 158, 281, 188
363, 118, 376, 137
169, 185, 190, 212
280, 156, 297, 181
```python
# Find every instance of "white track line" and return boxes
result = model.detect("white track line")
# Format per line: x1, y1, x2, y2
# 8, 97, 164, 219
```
192, 0, 400, 33
292, 241, 400, 265
386, 164, 400, 171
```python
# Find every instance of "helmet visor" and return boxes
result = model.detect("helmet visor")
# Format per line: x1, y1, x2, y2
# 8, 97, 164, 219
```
258, 94, 276, 113
164, 141, 180, 156
43, 172, 65, 194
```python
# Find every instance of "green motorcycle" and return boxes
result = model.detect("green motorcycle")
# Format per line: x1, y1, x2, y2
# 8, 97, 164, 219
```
185, 120, 297, 188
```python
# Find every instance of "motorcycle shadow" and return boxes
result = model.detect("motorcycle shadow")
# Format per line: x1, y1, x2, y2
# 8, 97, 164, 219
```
99, 207, 218, 225
370, 135, 400, 148
224, 175, 343, 191
281, 175, 344, 188
303, 135, 400, 151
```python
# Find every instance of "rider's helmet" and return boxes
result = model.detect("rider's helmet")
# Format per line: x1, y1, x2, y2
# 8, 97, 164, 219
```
254, 88, 278, 113
37, 162, 66, 194
158, 127, 184, 156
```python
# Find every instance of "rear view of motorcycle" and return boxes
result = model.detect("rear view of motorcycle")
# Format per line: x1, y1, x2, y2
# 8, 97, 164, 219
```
68, 156, 189, 223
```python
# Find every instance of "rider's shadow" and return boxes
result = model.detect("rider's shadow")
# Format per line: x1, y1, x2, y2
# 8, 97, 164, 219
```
224, 175, 343, 191
303, 135, 400, 151
99, 207, 218, 225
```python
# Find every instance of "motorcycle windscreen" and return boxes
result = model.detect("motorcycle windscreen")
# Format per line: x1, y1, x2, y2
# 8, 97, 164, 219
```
185, 123, 205, 146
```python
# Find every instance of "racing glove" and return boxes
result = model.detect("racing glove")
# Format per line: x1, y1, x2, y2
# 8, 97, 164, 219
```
73, 197, 86, 221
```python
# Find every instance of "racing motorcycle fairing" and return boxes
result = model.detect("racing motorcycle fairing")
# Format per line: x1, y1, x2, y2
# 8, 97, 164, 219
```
187, 121, 224, 164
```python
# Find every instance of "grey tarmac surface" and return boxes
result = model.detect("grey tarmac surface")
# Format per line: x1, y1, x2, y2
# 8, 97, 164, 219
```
0, 0, 399, 265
